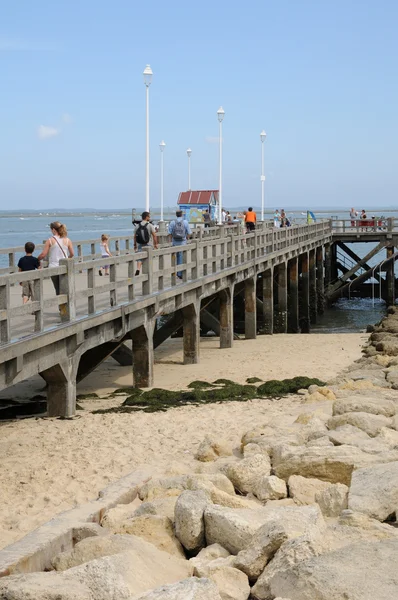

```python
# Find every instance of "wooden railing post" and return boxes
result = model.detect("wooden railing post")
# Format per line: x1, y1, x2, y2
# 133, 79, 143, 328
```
59, 259, 76, 322
110, 258, 117, 307
87, 266, 95, 314
0, 281, 10, 344
143, 248, 153, 295
33, 276, 44, 332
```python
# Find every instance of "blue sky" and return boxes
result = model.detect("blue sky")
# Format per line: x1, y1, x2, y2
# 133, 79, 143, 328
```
1, 0, 397, 210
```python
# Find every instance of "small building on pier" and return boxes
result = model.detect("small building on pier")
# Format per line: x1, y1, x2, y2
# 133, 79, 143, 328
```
177, 190, 218, 223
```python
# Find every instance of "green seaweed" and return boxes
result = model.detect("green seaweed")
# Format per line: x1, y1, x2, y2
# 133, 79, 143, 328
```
187, 380, 215, 389
92, 376, 326, 416
76, 393, 99, 400
246, 377, 263, 384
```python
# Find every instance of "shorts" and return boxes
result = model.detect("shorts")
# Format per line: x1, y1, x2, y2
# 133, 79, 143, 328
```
246, 222, 255, 231
137, 244, 150, 251
21, 281, 34, 299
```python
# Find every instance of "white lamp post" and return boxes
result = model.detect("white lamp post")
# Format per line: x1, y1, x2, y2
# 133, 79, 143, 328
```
143, 64, 153, 212
186, 148, 192, 190
260, 130, 266, 221
217, 106, 225, 224
159, 141, 166, 222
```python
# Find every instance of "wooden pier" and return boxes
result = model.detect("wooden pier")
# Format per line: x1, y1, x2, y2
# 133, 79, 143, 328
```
0, 221, 333, 416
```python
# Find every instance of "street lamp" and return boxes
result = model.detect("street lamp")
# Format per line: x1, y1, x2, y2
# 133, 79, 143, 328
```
217, 106, 225, 224
143, 64, 153, 212
159, 141, 166, 222
186, 148, 192, 190
260, 130, 266, 221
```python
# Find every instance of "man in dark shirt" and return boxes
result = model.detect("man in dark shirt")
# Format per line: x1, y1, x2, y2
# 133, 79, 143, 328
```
18, 242, 40, 304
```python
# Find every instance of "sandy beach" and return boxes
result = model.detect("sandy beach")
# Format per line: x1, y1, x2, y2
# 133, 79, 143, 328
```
0, 332, 366, 550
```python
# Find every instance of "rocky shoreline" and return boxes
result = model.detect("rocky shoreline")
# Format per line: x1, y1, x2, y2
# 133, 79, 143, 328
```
1, 316, 398, 599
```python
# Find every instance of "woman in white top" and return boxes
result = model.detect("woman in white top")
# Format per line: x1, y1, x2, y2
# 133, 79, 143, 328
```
38, 222, 74, 295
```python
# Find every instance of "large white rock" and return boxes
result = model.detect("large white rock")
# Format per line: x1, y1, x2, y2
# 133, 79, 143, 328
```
253, 475, 287, 501
52, 534, 139, 570
135, 577, 222, 600
196, 564, 250, 600
333, 396, 396, 418
252, 522, 398, 599
174, 489, 209, 551
204, 505, 271, 554
348, 460, 398, 520
133, 496, 178, 523
287, 475, 330, 505
315, 483, 348, 517
327, 411, 393, 437
0, 545, 193, 600
195, 436, 233, 462
110, 514, 185, 557
273, 443, 398, 485
259, 539, 398, 600
234, 505, 324, 580
226, 454, 271, 494
139, 474, 234, 501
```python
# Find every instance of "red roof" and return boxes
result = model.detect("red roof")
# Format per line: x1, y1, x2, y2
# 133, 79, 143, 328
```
178, 190, 219, 205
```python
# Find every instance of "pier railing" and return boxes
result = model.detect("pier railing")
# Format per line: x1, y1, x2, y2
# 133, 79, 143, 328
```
0, 221, 331, 346
331, 217, 396, 234
0, 222, 272, 275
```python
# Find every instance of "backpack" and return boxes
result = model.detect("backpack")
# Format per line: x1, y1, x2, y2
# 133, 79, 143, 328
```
136, 223, 150, 245
172, 219, 186, 241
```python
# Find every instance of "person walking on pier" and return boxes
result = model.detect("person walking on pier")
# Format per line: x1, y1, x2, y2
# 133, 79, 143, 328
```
203, 209, 211, 228
134, 211, 158, 276
168, 210, 191, 279
38, 222, 74, 296
245, 207, 257, 231
99, 234, 112, 276
18, 242, 40, 304
350, 207, 358, 227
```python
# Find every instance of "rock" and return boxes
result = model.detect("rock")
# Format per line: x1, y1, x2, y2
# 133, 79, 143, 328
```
234, 505, 324, 580
327, 423, 370, 445
307, 436, 334, 447
315, 483, 348, 517
243, 442, 268, 457
192, 474, 236, 495
191, 543, 231, 567
52, 534, 140, 570
327, 411, 393, 437
288, 475, 330, 505
348, 461, 398, 520
195, 436, 233, 462
138, 474, 234, 502
253, 475, 287, 501
134, 577, 222, 600
339, 509, 398, 537
305, 391, 333, 404
333, 397, 396, 418
195, 564, 250, 600
377, 426, 398, 448
252, 521, 398, 599
71, 523, 108, 544
257, 539, 398, 600
272, 443, 398, 485
342, 368, 390, 387
315, 387, 336, 401
226, 454, 271, 494
307, 384, 319, 394
301, 417, 329, 441
0, 545, 193, 600
133, 496, 178, 523
210, 486, 261, 509
110, 514, 185, 557
174, 490, 208, 551
240, 426, 305, 456
100, 498, 142, 529
204, 505, 271, 554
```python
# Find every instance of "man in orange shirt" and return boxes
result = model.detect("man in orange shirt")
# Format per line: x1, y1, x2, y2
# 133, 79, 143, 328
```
245, 206, 257, 231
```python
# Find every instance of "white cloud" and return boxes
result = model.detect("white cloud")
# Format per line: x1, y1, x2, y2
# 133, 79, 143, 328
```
62, 113, 73, 124
37, 125, 60, 140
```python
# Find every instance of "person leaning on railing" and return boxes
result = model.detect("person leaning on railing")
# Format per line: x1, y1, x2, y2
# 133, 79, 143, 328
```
37, 222, 74, 295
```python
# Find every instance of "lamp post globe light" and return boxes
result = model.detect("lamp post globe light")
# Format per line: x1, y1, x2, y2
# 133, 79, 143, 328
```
260, 130, 266, 221
217, 106, 225, 224
143, 64, 153, 212
159, 141, 166, 223
186, 148, 192, 190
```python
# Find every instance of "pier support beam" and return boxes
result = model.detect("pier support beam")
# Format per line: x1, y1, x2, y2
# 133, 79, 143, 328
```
309, 249, 317, 324
288, 258, 299, 333
324, 243, 332, 289
41, 360, 76, 417
275, 262, 287, 333
245, 277, 257, 339
182, 303, 200, 364
219, 288, 234, 348
131, 324, 154, 387
300, 252, 310, 333
386, 246, 395, 307
316, 246, 325, 314
262, 268, 273, 334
